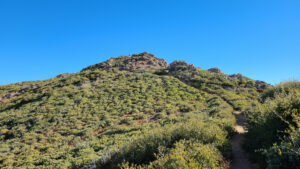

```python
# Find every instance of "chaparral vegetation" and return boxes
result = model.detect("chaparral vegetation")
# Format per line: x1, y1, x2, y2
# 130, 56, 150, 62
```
0, 52, 298, 169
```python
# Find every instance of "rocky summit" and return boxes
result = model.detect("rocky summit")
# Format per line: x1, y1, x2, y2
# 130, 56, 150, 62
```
81, 52, 168, 72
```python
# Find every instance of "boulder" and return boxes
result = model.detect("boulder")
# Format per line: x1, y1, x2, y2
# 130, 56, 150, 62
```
208, 67, 223, 74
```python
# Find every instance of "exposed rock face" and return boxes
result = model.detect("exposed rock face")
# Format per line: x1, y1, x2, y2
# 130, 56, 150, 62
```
81, 52, 168, 72
208, 67, 223, 74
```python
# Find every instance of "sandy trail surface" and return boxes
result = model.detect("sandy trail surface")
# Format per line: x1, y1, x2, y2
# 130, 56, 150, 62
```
230, 111, 259, 169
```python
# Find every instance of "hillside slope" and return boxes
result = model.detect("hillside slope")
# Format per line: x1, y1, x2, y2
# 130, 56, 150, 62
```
0, 53, 269, 168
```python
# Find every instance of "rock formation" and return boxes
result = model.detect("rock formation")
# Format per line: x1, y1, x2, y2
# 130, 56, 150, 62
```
208, 67, 223, 74
81, 52, 168, 72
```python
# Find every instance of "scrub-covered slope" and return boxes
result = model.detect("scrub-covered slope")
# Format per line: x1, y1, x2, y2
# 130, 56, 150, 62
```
0, 53, 268, 169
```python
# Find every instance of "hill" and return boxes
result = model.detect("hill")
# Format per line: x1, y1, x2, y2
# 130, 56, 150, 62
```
0, 52, 273, 168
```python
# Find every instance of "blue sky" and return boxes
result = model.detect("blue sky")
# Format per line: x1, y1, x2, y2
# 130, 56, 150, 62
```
0, 0, 299, 85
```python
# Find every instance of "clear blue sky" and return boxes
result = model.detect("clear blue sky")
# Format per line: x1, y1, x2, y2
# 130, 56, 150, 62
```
1, 0, 299, 85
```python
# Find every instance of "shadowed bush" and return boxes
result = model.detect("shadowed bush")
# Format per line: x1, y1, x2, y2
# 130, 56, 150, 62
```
245, 81, 300, 168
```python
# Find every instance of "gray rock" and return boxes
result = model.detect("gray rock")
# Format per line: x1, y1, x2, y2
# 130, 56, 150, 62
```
208, 67, 223, 74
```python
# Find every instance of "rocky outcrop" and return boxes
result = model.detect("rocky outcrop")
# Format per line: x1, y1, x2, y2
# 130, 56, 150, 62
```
228, 74, 271, 91
81, 52, 168, 72
208, 67, 223, 74
255, 80, 271, 91
228, 74, 244, 81
165, 60, 201, 81
0, 84, 39, 101
168, 60, 200, 73
80, 52, 272, 93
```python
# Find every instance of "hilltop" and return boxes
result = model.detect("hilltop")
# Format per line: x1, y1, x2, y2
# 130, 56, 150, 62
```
81, 52, 168, 72
0, 52, 285, 169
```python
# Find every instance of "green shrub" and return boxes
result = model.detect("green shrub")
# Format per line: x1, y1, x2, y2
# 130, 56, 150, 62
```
96, 117, 230, 168
245, 81, 300, 168
122, 140, 223, 169
265, 130, 300, 169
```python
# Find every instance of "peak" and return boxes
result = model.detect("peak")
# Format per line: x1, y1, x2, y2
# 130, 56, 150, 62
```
81, 52, 168, 72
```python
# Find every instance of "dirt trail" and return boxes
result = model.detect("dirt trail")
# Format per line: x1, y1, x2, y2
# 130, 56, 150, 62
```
230, 111, 258, 169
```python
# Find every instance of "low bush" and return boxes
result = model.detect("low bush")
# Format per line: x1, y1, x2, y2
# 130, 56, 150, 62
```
121, 140, 223, 169
265, 130, 300, 169
95, 116, 231, 169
